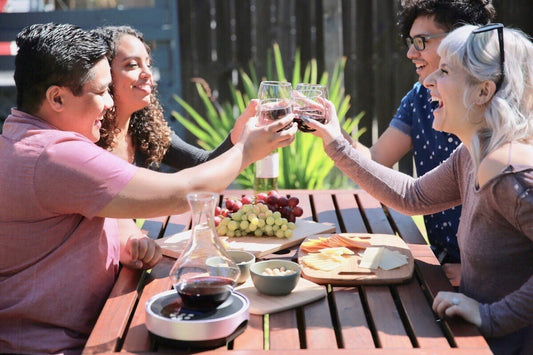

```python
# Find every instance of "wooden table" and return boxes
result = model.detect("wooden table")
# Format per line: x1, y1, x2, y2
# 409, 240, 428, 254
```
83, 190, 491, 355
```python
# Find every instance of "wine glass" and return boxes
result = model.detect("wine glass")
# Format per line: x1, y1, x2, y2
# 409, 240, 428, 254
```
291, 88, 326, 132
257, 81, 293, 126
295, 83, 328, 99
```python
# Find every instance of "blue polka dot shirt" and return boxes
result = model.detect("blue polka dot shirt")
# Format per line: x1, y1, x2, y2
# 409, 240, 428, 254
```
390, 82, 461, 262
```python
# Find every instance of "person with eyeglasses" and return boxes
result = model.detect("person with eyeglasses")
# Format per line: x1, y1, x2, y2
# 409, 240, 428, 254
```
306, 23, 533, 355
345, 0, 496, 286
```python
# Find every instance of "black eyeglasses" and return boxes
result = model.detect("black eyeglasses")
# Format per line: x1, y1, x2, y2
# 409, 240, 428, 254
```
405, 32, 448, 51
472, 23, 505, 91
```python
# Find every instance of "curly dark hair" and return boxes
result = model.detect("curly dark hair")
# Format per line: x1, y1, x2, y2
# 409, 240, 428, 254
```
92, 25, 171, 168
398, 0, 496, 39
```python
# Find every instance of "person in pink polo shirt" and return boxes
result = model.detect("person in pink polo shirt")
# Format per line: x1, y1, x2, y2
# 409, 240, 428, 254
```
0, 23, 296, 355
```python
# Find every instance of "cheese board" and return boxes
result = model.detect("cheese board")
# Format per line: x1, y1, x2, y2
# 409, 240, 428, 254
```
297, 233, 414, 285
235, 277, 326, 315
157, 219, 336, 259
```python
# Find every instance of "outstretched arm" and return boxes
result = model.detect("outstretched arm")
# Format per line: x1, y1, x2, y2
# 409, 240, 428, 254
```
162, 100, 259, 171
98, 114, 297, 218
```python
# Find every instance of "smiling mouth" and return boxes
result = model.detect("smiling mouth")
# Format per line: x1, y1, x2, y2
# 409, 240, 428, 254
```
431, 97, 443, 110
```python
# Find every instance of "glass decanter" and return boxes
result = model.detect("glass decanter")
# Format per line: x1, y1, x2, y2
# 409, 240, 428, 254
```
169, 192, 240, 310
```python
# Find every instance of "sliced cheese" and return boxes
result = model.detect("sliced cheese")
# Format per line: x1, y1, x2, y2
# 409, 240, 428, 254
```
301, 253, 342, 271
379, 248, 408, 270
318, 247, 354, 256
359, 247, 384, 269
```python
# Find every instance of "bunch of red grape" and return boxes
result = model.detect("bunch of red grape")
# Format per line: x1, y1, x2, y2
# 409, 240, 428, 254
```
255, 190, 303, 223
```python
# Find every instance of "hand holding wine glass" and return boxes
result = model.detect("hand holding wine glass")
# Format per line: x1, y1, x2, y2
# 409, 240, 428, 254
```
257, 81, 293, 126
292, 88, 327, 132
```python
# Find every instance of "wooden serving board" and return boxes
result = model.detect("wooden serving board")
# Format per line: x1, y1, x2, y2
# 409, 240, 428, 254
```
157, 219, 336, 259
235, 277, 326, 315
298, 233, 414, 285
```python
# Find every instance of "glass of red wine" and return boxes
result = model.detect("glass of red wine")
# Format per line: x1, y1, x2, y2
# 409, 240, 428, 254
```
291, 88, 327, 132
257, 81, 293, 126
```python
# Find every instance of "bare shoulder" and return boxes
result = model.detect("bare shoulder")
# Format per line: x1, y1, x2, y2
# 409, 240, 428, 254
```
478, 142, 533, 187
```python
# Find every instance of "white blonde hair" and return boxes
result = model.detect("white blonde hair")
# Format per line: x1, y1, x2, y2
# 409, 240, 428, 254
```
437, 24, 533, 172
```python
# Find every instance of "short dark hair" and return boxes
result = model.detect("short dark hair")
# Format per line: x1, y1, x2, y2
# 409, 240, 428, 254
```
14, 23, 108, 114
398, 0, 496, 39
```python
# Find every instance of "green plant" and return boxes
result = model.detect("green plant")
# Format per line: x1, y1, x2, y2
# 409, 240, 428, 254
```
172, 43, 366, 189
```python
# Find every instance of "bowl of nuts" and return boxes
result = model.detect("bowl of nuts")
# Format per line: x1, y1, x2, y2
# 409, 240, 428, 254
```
249, 260, 301, 296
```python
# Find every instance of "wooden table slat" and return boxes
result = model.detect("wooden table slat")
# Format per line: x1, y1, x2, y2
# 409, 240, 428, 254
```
330, 287, 375, 349
309, 192, 339, 233
355, 191, 395, 235
231, 314, 265, 350
302, 296, 338, 349
363, 286, 412, 348
333, 191, 368, 233
82, 267, 143, 355
395, 279, 450, 349
385, 207, 427, 245
269, 310, 301, 350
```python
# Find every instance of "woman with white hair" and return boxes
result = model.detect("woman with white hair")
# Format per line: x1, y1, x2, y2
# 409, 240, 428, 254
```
306, 24, 533, 354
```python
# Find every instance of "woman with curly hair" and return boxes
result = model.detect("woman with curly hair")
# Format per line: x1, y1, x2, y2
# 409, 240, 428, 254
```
92, 25, 253, 170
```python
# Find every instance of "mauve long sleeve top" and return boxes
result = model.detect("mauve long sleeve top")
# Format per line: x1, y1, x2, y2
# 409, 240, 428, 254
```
325, 136, 533, 354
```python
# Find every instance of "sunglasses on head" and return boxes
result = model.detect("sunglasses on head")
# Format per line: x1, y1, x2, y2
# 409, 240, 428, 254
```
472, 23, 505, 92
405, 32, 448, 51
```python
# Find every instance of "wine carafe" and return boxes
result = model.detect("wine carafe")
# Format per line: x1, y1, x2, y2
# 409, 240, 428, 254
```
169, 192, 240, 310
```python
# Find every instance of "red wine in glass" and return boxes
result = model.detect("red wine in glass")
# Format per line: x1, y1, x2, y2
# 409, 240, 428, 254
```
260, 105, 291, 121
176, 276, 234, 310
294, 108, 325, 132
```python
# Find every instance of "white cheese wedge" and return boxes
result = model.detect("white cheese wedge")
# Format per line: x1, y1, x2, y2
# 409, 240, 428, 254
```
358, 247, 384, 269
379, 249, 408, 270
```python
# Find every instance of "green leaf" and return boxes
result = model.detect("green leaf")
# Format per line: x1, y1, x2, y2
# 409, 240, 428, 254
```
273, 43, 286, 81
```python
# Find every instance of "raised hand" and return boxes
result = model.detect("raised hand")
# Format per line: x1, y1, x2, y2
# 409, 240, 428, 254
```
236, 113, 297, 167
301, 100, 343, 145
230, 99, 259, 144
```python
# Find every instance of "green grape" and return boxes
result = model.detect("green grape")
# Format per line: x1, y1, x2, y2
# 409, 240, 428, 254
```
287, 222, 296, 230
284, 230, 293, 238
232, 212, 243, 222
254, 229, 264, 237
264, 225, 273, 234
266, 216, 275, 225
234, 230, 242, 237
247, 213, 257, 222
240, 220, 249, 230
250, 216, 259, 226
275, 230, 285, 238
241, 204, 252, 213
217, 226, 227, 235
249, 223, 257, 232
227, 220, 239, 231
272, 211, 282, 219
226, 230, 235, 238
280, 224, 288, 231
257, 219, 266, 228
